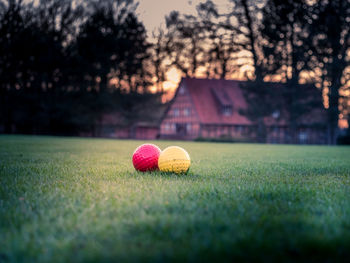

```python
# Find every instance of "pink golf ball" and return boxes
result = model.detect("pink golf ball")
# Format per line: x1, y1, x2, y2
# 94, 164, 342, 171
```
132, 144, 161, 172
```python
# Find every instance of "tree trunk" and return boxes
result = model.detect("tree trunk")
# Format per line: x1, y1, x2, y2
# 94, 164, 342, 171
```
287, 26, 301, 144
328, 82, 340, 145
257, 118, 267, 143
3, 91, 13, 134
191, 37, 198, 76
100, 74, 108, 93
241, 0, 263, 82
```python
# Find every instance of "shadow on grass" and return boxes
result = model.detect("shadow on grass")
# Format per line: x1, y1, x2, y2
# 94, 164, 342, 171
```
129, 170, 202, 181
97, 186, 350, 262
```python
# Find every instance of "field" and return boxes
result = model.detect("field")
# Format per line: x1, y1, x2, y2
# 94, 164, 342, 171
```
0, 135, 350, 262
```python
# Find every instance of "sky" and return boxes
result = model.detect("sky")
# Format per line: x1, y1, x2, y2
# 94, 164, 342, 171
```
137, 0, 229, 35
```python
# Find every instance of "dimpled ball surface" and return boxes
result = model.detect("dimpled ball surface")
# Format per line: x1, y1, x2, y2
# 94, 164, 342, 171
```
158, 146, 191, 174
132, 144, 161, 172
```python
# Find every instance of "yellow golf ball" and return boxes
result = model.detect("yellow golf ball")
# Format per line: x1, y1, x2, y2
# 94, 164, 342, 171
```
158, 146, 191, 174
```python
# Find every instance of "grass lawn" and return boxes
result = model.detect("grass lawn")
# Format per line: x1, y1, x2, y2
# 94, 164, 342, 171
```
0, 135, 350, 262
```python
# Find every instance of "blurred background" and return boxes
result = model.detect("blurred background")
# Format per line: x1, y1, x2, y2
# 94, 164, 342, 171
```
0, 0, 349, 144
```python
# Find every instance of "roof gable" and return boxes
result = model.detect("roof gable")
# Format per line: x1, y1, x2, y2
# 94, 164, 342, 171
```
159, 78, 201, 124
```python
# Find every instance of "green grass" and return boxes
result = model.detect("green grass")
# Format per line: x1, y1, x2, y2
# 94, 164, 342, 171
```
0, 135, 350, 263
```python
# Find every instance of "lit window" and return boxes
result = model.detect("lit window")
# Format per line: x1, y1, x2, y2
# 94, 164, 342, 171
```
173, 108, 180, 117
272, 110, 280, 119
184, 108, 190, 116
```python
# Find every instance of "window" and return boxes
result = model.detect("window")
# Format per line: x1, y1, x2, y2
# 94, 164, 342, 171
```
186, 123, 191, 132
222, 106, 232, 116
164, 123, 170, 131
184, 108, 190, 116
173, 108, 180, 117
176, 123, 186, 135
272, 110, 280, 119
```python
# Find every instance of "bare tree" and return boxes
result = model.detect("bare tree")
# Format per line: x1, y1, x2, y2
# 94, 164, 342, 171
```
165, 11, 206, 77
150, 28, 168, 93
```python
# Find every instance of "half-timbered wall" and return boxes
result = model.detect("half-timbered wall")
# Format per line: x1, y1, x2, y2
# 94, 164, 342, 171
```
160, 83, 200, 139
200, 124, 255, 140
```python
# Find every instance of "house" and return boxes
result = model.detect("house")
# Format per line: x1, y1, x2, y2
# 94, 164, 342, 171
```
159, 77, 327, 144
